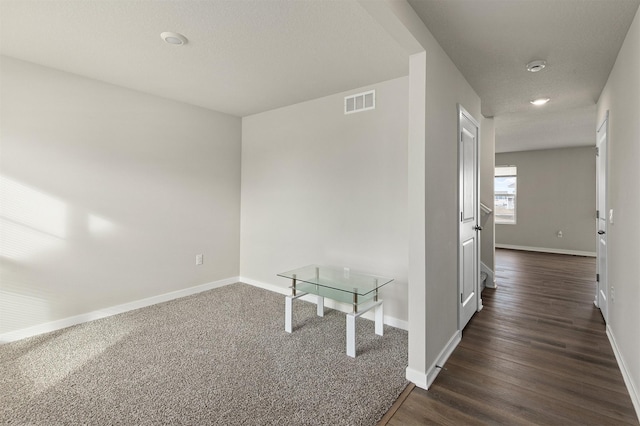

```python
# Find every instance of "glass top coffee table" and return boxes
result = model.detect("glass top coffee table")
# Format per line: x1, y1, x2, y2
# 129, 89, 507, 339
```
278, 265, 394, 357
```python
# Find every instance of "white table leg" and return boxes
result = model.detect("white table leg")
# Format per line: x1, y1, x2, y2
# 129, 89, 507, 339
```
346, 313, 356, 357
375, 302, 384, 336
285, 295, 293, 333
317, 295, 324, 317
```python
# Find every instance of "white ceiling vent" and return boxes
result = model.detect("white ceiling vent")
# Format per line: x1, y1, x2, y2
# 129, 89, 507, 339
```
344, 90, 375, 114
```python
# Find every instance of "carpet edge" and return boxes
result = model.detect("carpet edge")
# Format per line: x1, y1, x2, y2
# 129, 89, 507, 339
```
0, 276, 239, 343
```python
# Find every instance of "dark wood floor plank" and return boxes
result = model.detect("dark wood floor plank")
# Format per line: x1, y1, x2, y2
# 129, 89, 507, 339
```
416, 383, 541, 425
384, 249, 639, 425
447, 347, 635, 423
387, 387, 487, 426
434, 365, 593, 425
459, 331, 630, 395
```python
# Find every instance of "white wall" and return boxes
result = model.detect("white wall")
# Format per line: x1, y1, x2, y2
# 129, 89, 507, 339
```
240, 77, 409, 323
495, 147, 596, 255
422, 38, 481, 376
596, 6, 640, 417
360, 0, 481, 388
0, 57, 242, 335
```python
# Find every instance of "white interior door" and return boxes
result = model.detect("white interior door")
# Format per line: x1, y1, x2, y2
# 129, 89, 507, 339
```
458, 105, 481, 331
595, 113, 608, 322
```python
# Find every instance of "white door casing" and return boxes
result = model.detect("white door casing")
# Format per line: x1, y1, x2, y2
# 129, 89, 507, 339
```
595, 112, 608, 323
458, 105, 482, 331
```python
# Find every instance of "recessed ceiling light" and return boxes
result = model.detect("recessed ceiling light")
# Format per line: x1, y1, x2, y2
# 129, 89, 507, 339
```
526, 60, 547, 73
530, 98, 550, 106
161, 32, 188, 46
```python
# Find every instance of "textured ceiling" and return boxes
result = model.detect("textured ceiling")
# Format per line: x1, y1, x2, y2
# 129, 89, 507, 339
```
2, 0, 638, 152
495, 105, 596, 153
0, 0, 409, 117
409, 0, 640, 152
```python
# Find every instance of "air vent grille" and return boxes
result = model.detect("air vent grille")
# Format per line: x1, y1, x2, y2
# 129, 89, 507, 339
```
344, 90, 375, 114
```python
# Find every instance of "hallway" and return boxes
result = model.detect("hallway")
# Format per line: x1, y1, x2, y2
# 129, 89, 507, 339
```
382, 249, 638, 425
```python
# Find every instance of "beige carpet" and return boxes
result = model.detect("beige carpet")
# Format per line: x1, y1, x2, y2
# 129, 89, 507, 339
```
0, 283, 408, 425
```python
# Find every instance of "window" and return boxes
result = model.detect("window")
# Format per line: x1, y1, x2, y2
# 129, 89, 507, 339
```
495, 166, 517, 224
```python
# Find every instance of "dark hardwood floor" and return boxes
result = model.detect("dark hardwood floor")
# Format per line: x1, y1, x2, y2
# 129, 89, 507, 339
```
381, 248, 638, 425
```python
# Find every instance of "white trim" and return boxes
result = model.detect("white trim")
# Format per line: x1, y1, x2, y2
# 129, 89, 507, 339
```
495, 244, 596, 257
596, 111, 609, 322
240, 276, 290, 295
426, 331, 461, 388
240, 276, 408, 331
607, 326, 640, 422
0, 276, 239, 344
481, 262, 496, 289
406, 330, 461, 390
405, 366, 429, 389
457, 103, 482, 329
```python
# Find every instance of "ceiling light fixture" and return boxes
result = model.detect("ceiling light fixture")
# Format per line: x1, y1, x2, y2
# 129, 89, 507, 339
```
526, 59, 547, 72
161, 32, 188, 46
530, 97, 550, 106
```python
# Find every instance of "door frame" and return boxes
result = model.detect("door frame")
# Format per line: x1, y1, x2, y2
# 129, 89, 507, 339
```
595, 111, 609, 322
457, 104, 482, 331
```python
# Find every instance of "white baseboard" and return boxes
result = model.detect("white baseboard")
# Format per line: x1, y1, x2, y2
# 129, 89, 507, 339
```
0, 276, 239, 344
495, 244, 596, 257
240, 276, 408, 331
607, 325, 640, 422
240, 276, 290, 296
481, 262, 496, 289
426, 330, 461, 388
406, 366, 429, 389
406, 330, 461, 390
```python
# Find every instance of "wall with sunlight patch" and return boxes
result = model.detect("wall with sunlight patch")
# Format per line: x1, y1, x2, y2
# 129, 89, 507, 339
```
0, 56, 241, 335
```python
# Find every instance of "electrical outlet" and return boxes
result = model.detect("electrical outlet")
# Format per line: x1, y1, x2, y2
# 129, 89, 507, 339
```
344, 267, 350, 279
610, 286, 615, 303
557, 231, 563, 238
196, 254, 203, 265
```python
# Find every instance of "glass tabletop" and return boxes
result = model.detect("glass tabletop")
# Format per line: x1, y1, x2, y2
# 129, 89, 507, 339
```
278, 265, 394, 297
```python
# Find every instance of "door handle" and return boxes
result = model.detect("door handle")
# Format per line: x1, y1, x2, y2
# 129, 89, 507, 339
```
598, 230, 605, 235
474, 225, 483, 231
